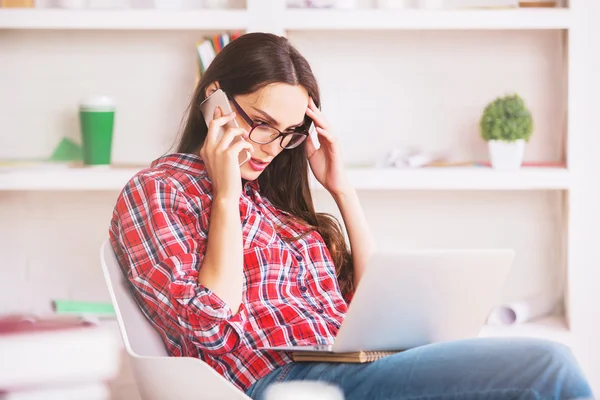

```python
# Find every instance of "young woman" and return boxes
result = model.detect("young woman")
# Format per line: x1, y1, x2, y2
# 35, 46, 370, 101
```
110, 32, 592, 400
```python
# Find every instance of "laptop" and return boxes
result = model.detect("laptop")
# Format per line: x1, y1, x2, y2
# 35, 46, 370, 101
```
260, 249, 515, 353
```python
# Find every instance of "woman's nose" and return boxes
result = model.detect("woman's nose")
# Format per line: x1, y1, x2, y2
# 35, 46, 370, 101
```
261, 139, 282, 157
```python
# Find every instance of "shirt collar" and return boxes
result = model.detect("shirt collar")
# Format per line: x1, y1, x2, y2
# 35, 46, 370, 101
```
151, 153, 205, 175
243, 178, 260, 195
151, 153, 261, 193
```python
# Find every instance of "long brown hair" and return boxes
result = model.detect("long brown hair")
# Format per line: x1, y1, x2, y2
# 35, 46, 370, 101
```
177, 32, 354, 298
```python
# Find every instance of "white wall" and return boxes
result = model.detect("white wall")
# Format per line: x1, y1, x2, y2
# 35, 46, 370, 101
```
0, 29, 567, 165
0, 27, 567, 312
288, 29, 566, 165
316, 190, 566, 305
0, 29, 202, 164
0, 191, 116, 314
0, 26, 569, 305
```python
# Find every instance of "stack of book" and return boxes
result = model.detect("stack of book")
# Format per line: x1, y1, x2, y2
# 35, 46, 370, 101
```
195, 31, 243, 83
0, 315, 120, 400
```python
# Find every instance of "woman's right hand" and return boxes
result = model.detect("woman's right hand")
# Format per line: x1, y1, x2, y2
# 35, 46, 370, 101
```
200, 107, 253, 201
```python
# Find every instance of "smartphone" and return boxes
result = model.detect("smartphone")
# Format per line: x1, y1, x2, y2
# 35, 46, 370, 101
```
308, 121, 319, 149
199, 89, 250, 166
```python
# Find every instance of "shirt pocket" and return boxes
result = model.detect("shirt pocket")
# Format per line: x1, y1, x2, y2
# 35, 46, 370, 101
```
241, 207, 277, 250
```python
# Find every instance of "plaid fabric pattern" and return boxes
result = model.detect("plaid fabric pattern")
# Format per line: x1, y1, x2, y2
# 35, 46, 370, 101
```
109, 153, 349, 392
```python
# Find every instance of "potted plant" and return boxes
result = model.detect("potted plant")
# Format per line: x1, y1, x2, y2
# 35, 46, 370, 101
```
480, 94, 533, 171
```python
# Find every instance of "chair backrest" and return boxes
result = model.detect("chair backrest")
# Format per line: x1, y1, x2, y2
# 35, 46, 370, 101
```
100, 239, 168, 357
100, 239, 252, 400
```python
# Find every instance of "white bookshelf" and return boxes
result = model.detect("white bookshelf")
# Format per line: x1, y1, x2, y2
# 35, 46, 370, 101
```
2, 0, 599, 391
0, 167, 141, 191
0, 9, 248, 30
0, 166, 569, 191
284, 8, 572, 31
0, 8, 572, 31
318, 167, 570, 191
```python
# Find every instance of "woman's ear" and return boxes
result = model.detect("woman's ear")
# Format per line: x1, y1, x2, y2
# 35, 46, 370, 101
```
204, 81, 221, 98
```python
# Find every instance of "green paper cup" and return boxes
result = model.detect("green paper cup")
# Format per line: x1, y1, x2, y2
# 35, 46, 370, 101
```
79, 96, 115, 166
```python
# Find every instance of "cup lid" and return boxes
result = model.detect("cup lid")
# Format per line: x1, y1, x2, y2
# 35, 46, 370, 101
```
79, 95, 115, 111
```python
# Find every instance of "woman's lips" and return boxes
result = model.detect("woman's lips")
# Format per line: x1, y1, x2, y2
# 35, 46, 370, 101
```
248, 158, 269, 171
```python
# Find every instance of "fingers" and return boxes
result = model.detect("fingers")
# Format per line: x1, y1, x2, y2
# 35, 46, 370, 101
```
306, 102, 331, 131
218, 127, 248, 150
205, 107, 237, 146
315, 126, 336, 144
229, 137, 254, 159
305, 131, 318, 159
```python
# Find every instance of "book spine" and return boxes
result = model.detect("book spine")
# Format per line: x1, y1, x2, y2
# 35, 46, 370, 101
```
52, 300, 115, 317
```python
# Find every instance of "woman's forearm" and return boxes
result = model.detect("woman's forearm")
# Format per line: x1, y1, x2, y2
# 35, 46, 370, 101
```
198, 196, 244, 314
332, 188, 376, 289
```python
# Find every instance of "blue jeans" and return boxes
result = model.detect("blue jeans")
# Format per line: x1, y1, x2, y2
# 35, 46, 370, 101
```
246, 338, 592, 400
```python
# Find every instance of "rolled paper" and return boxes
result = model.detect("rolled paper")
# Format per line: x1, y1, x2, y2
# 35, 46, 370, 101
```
487, 293, 560, 325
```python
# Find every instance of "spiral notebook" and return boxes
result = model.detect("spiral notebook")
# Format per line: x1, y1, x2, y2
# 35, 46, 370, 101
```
291, 351, 400, 364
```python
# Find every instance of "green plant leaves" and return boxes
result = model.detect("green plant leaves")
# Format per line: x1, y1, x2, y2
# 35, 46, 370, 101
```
480, 94, 533, 142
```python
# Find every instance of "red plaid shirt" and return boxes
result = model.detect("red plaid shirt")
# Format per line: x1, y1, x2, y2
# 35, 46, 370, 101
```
109, 153, 349, 392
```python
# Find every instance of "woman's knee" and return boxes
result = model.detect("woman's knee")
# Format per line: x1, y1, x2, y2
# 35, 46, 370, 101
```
499, 338, 576, 367
473, 337, 578, 372
484, 337, 591, 398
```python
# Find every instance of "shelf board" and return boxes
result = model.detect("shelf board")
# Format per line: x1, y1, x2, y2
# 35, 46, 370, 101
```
0, 8, 571, 31
479, 316, 571, 346
0, 9, 248, 30
0, 166, 141, 191
0, 166, 569, 191
313, 167, 570, 191
284, 8, 572, 31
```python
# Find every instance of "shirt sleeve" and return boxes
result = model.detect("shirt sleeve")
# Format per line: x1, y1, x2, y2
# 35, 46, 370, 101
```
112, 173, 247, 355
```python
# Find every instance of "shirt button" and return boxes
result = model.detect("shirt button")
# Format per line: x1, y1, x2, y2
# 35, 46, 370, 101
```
300, 286, 307, 292
295, 255, 302, 261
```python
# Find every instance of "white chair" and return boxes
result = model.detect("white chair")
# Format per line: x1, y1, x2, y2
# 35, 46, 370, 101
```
100, 239, 251, 400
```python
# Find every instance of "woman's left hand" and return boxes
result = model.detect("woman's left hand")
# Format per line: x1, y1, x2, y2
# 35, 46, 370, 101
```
305, 97, 351, 196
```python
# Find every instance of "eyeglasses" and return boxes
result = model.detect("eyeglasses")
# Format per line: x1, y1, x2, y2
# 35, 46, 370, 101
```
229, 96, 309, 150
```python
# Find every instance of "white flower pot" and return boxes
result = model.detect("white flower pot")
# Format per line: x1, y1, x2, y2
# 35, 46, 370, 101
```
488, 139, 525, 171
